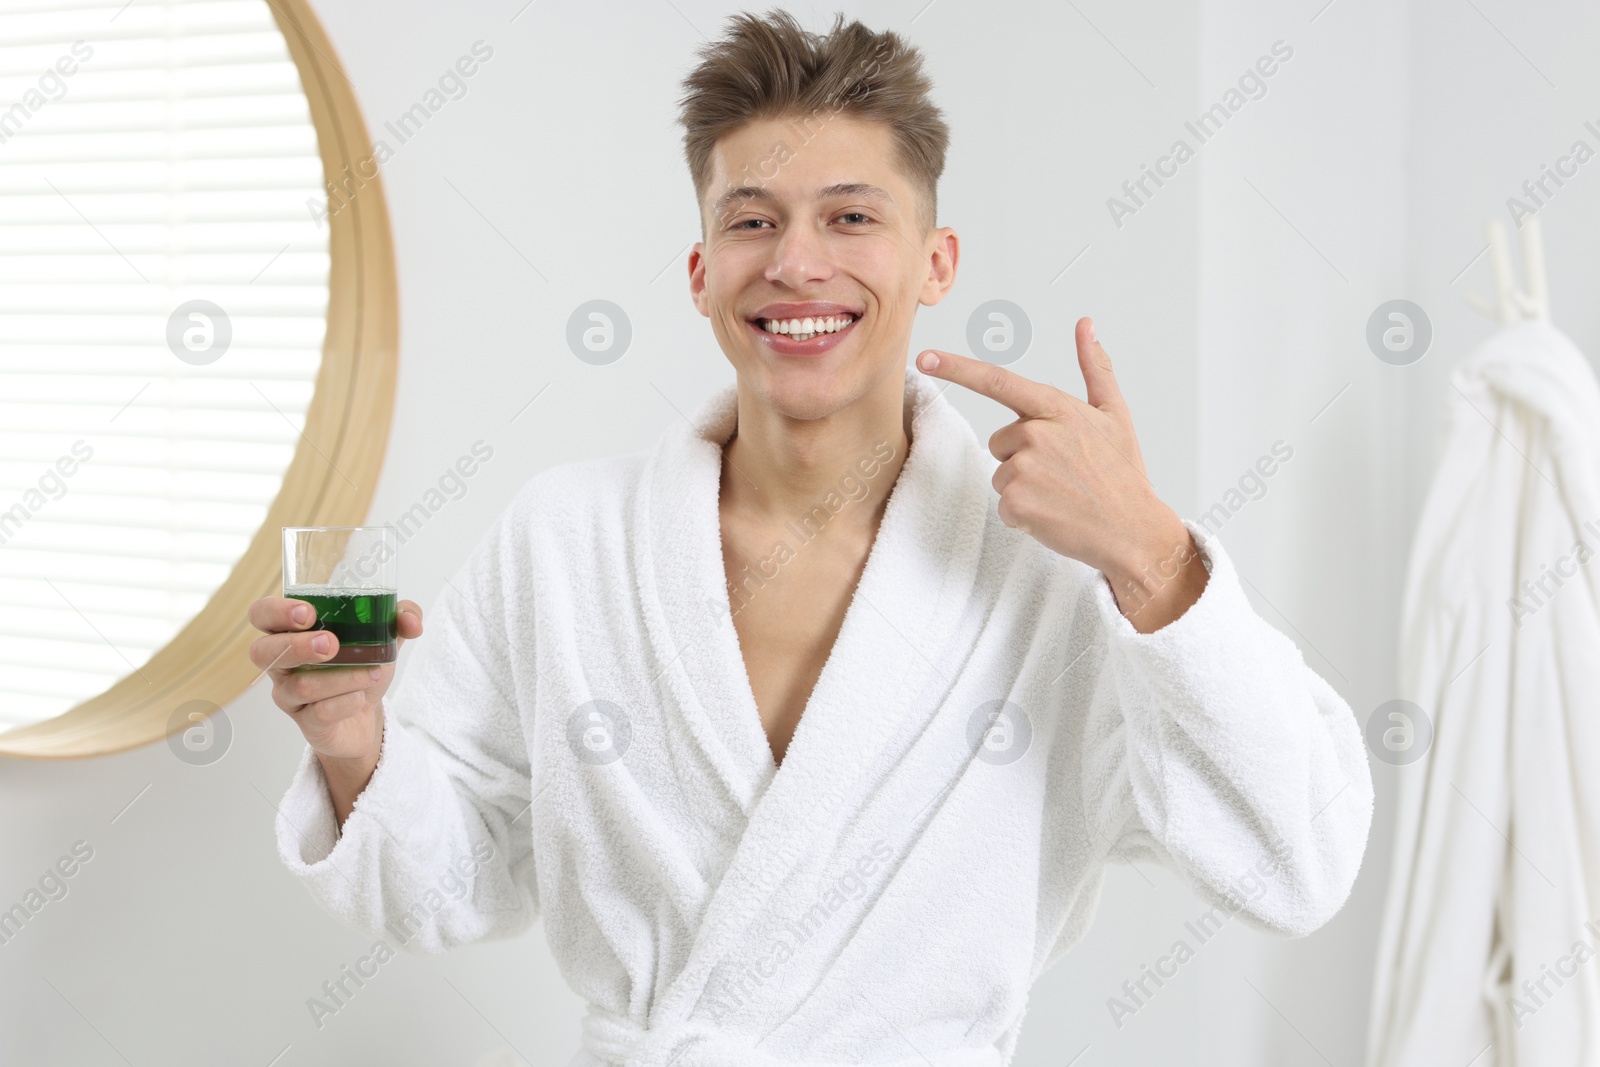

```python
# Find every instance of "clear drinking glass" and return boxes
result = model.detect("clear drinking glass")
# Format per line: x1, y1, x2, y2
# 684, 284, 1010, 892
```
281, 526, 399, 668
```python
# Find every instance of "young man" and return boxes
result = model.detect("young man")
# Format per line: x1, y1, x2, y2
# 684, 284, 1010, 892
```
251, 11, 1372, 1065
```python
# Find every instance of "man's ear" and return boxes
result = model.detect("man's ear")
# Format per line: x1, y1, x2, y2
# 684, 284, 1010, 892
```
688, 243, 709, 317
918, 226, 959, 308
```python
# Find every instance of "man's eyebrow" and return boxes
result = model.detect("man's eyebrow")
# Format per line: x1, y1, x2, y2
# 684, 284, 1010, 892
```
710, 182, 897, 218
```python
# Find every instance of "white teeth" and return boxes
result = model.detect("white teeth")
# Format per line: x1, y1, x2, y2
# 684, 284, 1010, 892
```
759, 314, 856, 337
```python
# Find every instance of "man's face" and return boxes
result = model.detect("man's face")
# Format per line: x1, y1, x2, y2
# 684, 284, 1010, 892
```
688, 114, 957, 421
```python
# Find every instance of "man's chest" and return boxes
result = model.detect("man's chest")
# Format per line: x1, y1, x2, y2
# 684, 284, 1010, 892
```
719, 516, 876, 766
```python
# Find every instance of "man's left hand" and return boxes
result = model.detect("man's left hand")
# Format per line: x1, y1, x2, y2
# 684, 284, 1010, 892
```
915, 316, 1208, 633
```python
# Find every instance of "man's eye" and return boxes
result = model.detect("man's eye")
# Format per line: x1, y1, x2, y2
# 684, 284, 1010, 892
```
732, 218, 769, 230
839, 212, 872, 225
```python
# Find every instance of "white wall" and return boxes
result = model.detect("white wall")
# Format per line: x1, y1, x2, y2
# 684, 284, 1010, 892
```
1191, 0, 1408, 1062
10, 0, 1587, 1063
1404, 0, 1600, 502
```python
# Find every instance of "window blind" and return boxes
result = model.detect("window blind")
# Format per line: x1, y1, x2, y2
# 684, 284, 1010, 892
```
0, 0, 330, 728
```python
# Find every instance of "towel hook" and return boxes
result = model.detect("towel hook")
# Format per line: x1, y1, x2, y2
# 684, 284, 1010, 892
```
1467, 214, 1550, 325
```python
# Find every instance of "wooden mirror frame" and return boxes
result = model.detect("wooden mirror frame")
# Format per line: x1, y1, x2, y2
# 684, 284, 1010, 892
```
0, 0, 398, 759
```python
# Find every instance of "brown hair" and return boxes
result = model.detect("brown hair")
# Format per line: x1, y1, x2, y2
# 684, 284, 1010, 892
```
677, 8, 949, 238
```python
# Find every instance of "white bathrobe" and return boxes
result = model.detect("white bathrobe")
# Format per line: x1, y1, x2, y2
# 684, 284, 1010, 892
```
277, 366, 1373, 1066
1367, 321, 1600, 1067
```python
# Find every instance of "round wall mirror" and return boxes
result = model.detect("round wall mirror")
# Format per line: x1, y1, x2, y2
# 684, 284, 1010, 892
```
0, 0, 397, 759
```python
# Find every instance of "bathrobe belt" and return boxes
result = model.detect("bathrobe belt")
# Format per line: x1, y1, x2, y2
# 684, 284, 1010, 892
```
580, 1004, 1009, 1067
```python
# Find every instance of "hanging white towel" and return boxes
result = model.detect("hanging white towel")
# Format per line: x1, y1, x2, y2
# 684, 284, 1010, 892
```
276, 366, 1373, 1067
1368, 320, 1600, 1067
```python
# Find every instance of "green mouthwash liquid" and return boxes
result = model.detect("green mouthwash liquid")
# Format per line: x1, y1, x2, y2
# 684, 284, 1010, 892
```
283, 585, 398, 667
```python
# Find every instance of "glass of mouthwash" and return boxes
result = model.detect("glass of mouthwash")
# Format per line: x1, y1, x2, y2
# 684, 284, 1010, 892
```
281, 526, 399, 668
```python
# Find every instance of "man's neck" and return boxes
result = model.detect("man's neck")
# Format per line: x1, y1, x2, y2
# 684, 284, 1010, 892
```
719, 374, 912, 528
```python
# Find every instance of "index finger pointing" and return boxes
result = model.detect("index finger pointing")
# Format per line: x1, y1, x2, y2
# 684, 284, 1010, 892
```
916, 349, 1062, 418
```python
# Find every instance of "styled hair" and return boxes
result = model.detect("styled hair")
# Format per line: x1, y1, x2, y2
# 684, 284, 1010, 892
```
676, 8, 949, 238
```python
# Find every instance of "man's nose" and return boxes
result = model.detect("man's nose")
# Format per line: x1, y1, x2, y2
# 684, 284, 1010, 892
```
763, 221, 833, 287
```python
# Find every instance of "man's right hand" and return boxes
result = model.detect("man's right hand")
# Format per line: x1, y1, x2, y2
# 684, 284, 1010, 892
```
248, 596, 425, 827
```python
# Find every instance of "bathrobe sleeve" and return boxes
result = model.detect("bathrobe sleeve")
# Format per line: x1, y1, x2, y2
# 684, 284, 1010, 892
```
1078, 519, 1374, 938
274, 511, 538, 953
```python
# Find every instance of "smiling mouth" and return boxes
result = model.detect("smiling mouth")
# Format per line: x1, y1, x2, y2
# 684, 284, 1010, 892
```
754, 313, 859, 342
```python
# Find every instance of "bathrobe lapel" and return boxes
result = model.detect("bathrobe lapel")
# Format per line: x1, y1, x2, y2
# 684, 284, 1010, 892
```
633, 368, 993, 1020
